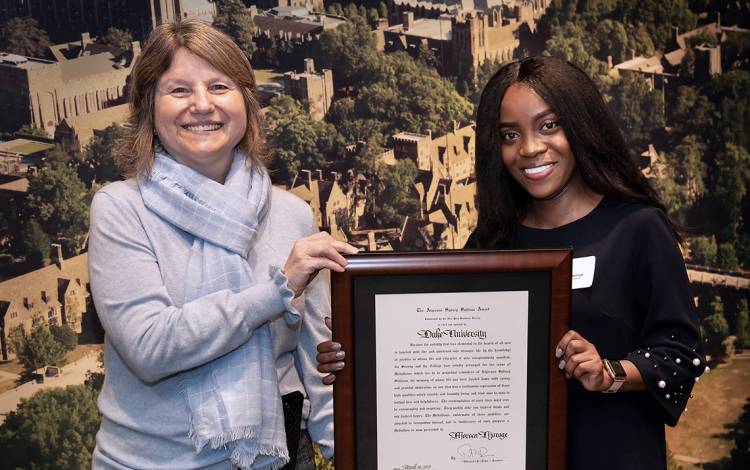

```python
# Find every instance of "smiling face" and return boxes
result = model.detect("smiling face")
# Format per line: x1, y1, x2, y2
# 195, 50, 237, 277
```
498, 84, 581, 201
154, 47, 247, 181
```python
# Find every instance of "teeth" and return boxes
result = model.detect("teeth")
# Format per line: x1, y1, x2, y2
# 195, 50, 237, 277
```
184, 124, 221, 131
524, 163, 553, 175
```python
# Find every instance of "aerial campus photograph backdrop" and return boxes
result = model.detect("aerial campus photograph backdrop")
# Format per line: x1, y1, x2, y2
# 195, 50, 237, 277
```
0, 0, 748, 468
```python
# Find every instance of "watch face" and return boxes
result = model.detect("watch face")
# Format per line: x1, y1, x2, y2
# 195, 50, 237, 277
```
610, 360, 627, 378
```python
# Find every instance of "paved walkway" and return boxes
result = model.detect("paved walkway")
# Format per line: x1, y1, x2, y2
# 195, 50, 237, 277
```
0, 353, 102, 424
687, 267, 750, 290
673, 454, 707, 465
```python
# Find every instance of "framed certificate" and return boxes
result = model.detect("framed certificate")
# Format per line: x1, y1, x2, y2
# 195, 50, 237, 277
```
331, 249, 572, 470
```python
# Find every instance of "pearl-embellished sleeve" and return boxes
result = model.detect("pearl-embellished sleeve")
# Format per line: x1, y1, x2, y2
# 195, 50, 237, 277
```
625, 207, 704, 426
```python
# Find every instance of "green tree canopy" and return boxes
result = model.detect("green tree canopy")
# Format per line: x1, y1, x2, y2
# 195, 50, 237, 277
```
367, 7, 380, 27
545, 21, 609, 81
592, 19, 630, 63
51, 324, 78, 352
327, 3, 344, 16
379, 1, 389, 19
213, 0, 257, 59
417, 42, 439, 69
0, 385, 100, 469
10, 319, 68, 373
316, 12, 471, 138
729, 398, 750, 468
373, 159, 420, 228
579, 0, 618, 19
655, 134, 706, 219
625, 22, 656, 57
327, 97, 390, 145
723, 31, 750, 71
21, 219, 50, 268
317, 16, 384, 89
607, 73, 665, 152
537, 0, 578, 29
622, 0, 697, 51
463, 58, 505, 111
17, 124, 49, 138
688, 236, 717, 266
0, 210, 9, 252
670, 86, 714, 139
717, 243, 739, 270
98, 27, 133, 50
354, 52, 473, 138
44, 145, 80, 167
736, 299, 750, 349
265, 96, 345, 186
713, 143, 750, 243
702, 296, 730, 358
80, 124, 125, 186
0, 17, 50, 58
343, 3, 359, 18
674, 135, 706, 201
348, 135, 387, 176
25, 163, 89, 252
706, 70, 750, 150
539, 0, 690, 61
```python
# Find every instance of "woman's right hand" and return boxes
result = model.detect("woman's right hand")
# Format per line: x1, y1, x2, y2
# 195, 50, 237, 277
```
556, 329, 611, 392
284, 232, 358, 297
317, 317, 346, 385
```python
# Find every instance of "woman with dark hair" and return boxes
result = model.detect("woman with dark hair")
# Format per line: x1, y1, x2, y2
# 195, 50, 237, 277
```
317, 56, 706, 470
471, 56, 678, 249
89, 19, 356, 469
466, 55, 704, 469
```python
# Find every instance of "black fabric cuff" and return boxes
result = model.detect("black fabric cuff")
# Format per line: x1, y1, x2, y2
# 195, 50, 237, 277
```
627, 347, 707, 426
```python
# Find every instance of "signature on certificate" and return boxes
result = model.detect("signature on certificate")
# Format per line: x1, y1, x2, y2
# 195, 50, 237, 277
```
456, 443, 495, 458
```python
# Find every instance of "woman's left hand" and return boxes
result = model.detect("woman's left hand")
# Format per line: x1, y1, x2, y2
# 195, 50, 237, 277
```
556, 330, 613, 392
284, 232, 358, 297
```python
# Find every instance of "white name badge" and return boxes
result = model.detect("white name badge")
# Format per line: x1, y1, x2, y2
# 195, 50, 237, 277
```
572, 256, 596, 289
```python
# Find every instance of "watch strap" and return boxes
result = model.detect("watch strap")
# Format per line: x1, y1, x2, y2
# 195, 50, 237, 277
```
602, 359, 626, 393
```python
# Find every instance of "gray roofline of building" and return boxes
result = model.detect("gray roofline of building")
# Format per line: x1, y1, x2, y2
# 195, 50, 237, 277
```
386, 17, 453, 40
393, 131, 431, 141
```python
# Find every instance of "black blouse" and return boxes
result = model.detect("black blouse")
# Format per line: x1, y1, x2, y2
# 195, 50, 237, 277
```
467, 198, 704, 470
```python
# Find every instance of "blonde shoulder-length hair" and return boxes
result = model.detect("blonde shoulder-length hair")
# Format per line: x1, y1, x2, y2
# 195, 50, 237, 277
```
119, 19, 266, 178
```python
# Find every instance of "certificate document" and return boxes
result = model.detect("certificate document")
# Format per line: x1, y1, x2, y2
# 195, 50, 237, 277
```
375, 291, 529, 469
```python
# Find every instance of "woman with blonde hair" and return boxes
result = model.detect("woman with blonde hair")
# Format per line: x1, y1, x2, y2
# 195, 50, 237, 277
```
89, 19, 355, 469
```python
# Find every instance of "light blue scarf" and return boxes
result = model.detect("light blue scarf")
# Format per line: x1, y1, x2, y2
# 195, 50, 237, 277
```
139, 151, 295, 470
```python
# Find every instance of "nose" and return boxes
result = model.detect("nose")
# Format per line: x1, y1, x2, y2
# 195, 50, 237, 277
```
190, 87, 214, 114
519, 133, 547, 158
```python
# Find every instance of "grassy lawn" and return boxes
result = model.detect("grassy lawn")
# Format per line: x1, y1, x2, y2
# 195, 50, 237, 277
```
67, 343, 103, 364
0, 377, 16, 394
0, 343, 103, 394
255, 69, 283, 84
0, 344, 101, 371
666, 351, 750, 468
0, 360, 24, 375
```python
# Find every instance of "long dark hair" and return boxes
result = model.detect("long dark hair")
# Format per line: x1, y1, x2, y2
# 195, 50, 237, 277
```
474, 56, 680, 248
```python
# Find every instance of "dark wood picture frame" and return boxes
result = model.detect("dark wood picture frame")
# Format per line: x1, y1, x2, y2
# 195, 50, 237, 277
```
331, 249, 572, 470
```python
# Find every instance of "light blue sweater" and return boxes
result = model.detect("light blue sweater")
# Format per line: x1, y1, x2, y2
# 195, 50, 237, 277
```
88, 180, 333, 469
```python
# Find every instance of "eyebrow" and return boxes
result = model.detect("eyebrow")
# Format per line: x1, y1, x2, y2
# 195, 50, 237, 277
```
156, 77, 188, 88
498, 108, 556, 127
159, 75, 231, 86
